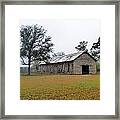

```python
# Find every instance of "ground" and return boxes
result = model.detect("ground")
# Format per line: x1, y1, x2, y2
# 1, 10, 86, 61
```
20, 74, 100, 100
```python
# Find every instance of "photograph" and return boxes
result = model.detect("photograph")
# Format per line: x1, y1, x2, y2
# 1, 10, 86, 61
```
20, 19, 100, 100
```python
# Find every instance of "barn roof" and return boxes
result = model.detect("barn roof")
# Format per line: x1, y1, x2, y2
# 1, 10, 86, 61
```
40, 51, 96, 65
50, 52, 83, 63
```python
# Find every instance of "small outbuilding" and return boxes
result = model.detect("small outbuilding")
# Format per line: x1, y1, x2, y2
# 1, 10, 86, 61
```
20, 65, 28, 73
38, 51, 97, 75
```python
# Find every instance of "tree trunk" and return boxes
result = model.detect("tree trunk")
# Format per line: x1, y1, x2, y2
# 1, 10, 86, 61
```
28, 57, 31, 75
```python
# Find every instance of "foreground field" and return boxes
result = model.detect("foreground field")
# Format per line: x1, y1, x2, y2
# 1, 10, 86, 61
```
20, 74, 100, 100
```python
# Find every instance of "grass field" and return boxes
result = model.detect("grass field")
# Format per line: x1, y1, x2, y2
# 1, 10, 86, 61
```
20, 74, 100, 100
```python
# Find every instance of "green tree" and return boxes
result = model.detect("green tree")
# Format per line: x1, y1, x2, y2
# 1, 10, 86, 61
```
20, 24, 54, 75
75, 41, 88, 52
90, 37, 100, 61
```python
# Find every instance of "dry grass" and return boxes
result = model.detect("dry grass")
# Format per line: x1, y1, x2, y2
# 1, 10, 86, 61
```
20, 74, 100, 100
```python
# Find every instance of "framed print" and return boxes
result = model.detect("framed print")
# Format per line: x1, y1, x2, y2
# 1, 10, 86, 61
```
0, 0, 119, 119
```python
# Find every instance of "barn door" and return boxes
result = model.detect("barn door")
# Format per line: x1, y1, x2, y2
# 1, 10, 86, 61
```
82, 65, 89, 74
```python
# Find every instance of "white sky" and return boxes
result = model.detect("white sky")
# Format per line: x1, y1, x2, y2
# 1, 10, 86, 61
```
20, 19, 100, 54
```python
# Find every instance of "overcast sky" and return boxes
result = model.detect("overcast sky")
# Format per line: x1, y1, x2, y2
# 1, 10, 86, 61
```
20, 19, 100, 54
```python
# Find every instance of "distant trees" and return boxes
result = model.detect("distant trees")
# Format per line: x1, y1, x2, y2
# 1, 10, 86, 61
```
20, 24, 54, 75
75, 41, 88, 52
75, 37, 100, 61
90, 37, 100, 61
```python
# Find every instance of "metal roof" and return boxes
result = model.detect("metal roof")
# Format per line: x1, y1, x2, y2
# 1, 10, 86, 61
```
49, 52, 83, 63
40, 51, 96, 65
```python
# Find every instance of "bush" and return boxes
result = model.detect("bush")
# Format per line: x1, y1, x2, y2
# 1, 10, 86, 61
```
96, 61, 100, 72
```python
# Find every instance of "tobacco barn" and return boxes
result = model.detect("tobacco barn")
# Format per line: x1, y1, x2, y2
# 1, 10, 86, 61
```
38, 51, 97, 75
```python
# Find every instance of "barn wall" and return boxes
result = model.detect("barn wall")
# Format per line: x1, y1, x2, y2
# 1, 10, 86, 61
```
39, 62, 73, 74
73, 53, 96, 74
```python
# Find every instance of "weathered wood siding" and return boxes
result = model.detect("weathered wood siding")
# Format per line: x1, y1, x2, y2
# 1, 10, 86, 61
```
39, 62, 73, 74
73, 53, 96, 74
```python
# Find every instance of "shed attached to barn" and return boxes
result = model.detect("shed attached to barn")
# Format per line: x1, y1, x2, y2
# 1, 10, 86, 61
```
38, 51, 97, 75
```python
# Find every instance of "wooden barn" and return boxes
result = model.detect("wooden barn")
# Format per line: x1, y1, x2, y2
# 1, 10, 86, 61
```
37, 51, 97, 75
